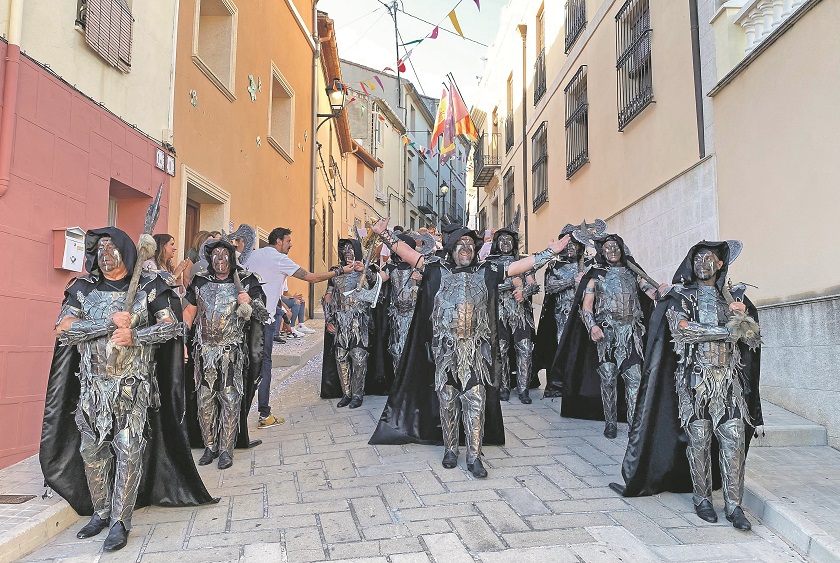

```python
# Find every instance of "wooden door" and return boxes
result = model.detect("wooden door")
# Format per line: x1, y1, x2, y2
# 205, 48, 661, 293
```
185, 199, 200, 251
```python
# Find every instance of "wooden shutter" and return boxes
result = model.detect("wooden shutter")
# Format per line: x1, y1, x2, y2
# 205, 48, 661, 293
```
84, 0, 134, 73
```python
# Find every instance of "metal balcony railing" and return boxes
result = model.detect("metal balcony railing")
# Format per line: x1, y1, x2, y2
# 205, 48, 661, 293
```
534, 49, 547, 105
417, 185, 436, 216
446, 202, 464, 224
565, 0, 587, 53
472, 132, 501, 188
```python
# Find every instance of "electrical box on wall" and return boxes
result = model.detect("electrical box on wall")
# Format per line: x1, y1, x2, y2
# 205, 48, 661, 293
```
53, 227, 86, 272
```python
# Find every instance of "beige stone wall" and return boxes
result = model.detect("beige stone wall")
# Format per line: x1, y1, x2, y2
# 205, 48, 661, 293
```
4, 0, 178, 142
713, 0, 840, 304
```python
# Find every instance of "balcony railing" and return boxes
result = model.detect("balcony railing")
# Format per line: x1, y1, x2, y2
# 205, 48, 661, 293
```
418, 186, 436, 216
565, 0, 587, 53
472, 132, 501, 188
505, 112, 514, 153
534, 49, 547, 105
736, 0, 806, 55
446, 202, 464, 224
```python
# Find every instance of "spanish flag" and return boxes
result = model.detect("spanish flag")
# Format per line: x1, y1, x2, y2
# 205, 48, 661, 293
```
449, 78, 478, 141
430, 86, 449, 147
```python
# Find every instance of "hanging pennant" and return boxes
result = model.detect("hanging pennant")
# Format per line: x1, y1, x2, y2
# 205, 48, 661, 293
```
448, 10, 464, 37
430, 26, 439, 39
374, 76, 384, 90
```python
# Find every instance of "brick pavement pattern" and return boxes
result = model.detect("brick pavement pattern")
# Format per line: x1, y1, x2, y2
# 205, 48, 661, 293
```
20, 353, 805, 563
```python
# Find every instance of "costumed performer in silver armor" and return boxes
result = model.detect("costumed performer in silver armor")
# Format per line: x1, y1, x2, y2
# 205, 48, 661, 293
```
486, 208, 540, 404
47, 227, 214, 551
322, 237, 381, 409
537, 219, 604, 397
368, 218, 572, 478
183, 238, 269, 469
613, 240, 761, 532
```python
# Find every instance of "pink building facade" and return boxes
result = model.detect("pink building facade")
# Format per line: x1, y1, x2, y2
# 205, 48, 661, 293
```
0, 40, 172, 469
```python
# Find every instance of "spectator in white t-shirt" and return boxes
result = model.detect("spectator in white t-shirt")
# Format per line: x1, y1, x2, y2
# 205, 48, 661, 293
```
246, 227, 358, 429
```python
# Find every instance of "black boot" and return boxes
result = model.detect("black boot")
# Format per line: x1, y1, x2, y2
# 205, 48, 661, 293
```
518, 389, 532, 405
442, 450, 458, 469
76, 513, 109, 539
694, 499, 718, 523
467, 457, 488, 479
500, 387, 510, 402
336, 395, 352, 408
348, 395, 364, 409
218, 451, 233, 470
604, 423, 618, 439
726, 506, 751, 530
103, 521, 129, 551
198, 447, 218, 466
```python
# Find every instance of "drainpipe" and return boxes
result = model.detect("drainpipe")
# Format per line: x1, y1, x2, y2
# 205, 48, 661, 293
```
517, 24, 529, 253
308, 1, 320, 318
689, 0, 706, 159
0, 0, 24, 198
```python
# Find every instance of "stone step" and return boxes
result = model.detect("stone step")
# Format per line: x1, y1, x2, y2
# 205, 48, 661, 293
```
753, 400, 828, 447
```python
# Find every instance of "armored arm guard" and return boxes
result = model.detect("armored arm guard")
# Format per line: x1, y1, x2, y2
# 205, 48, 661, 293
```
580, 309, 597, 334
666, 309, 732, 344
133, 318, 184, 346
377, 229, 400, 253
321, 293, 336, 325
498, 278, 516, 293
58, 317, 116, 346
531, 248, 554, 273
544, 276, 575, 294
523, 282, 541, 298
247, 296, 271, 324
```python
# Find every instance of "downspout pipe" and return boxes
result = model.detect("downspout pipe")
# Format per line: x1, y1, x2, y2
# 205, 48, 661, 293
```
308, 1, 320, 318
0, 0, 24, 198
689, 0, 706, 159
517, 24, 529, 253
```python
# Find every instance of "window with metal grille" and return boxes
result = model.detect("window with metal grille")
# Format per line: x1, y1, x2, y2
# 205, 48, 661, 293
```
77, 0, 133, 73
503, 167, 515, 225
505, 111, 514, 153
565, 65, 589, 179
565, 0, 587, 53
478, 207, 487, 233
534, 6, 547, 105
531, 122, 548, 212
616, 0, 653, 131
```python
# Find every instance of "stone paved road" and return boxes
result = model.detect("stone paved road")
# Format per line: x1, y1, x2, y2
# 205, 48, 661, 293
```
20, 354, 805, 563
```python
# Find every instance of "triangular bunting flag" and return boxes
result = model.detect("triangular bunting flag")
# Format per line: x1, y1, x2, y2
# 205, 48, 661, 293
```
448, 10, 464, 37
374, 76, 384, 90
430, 26, 439, 39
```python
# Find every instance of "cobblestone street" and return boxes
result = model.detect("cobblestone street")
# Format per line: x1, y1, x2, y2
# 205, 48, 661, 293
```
18, 351, 806, 563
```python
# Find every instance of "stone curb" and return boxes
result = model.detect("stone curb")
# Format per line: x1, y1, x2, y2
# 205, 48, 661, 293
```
0, 500, 79, 563
744, 476, 840, 563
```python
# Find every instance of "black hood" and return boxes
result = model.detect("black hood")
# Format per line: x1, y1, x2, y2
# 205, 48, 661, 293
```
593, 233, 629, 267
84, 227, 137, 278
672, 240, 735, 290
203, 239, 241, 277
338, 238, 363, 264
441, 224, 483, 266
489, 228, 519, 258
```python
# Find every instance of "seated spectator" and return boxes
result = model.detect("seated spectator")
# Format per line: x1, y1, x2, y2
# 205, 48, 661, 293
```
281, 280, 315, 336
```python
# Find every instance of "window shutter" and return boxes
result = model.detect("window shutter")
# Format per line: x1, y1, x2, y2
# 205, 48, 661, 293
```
84, 0, 133, 73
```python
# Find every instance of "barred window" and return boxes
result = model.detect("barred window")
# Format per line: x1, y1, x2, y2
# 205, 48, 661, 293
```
503, 167, 515, 225
78, 0, 133, 73
505, 111, 514, 154
616, 0, 653, 131
531, 122, 548, 212
478, 207, 487, 233
534, 6, 547, 105
565, 65, 589, 179
565, 0, 587, 53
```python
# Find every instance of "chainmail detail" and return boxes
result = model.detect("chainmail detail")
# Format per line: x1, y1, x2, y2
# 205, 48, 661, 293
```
331, 272, 373, 349
545, 261, 579, 340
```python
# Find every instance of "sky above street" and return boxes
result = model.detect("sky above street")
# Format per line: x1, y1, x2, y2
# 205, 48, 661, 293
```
319, 0, 505, 106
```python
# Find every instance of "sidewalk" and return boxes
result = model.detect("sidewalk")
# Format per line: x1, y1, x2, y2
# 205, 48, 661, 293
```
1, 330, 837, 562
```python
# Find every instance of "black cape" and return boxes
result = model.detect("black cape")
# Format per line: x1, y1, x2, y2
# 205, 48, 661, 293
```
546, 240, 654, 420
185, 268, 267, 450
41, 273, 216, 515
617, 240, 763, 497
368, 258, 506, 446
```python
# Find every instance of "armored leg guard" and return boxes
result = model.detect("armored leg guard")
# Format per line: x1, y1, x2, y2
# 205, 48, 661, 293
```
460, 384, 486, 466
715, 418, 747, 517
335, 347, 352, 398
218, 385, 242, 456
438, 385, 460, 459
349, 347, 369, 399
686, 419, 714, 509
110, 424, 147, 530
598, 363, 618, 437
515, 339, 533, 393
75, 408, 113, 522
499, 339, 511, 401
621, 363, 642, 426
196, 384, 219, 451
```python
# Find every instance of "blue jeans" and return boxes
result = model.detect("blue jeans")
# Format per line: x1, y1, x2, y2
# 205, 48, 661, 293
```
281, 297, 305, 326
258, 318, 278, 417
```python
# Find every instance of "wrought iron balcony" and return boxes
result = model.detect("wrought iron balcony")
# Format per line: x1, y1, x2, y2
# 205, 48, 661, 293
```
446, 202, 464, 224
472, 132, 501, 188
418, 185, 436, 216
505, 112, 514, 153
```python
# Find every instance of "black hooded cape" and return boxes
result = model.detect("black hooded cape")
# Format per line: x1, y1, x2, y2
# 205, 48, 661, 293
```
40, 227, 217, 515
617, 241, 762, 497
369, 225, 505, 446
546, 235, 653, 420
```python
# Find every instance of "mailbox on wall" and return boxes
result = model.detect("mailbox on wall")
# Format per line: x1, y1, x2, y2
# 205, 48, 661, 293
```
53, 227, 86, 272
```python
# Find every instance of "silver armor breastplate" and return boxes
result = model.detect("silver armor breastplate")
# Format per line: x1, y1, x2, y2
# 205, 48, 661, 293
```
78, 287, 150, 380
697, 286, 731, 367
436, 269, 488, 339
333, 271, 366, 311
196, 281, 241, 345
595, 266, 640, 324
552, 262, 579, 316
390, 268, 419, 314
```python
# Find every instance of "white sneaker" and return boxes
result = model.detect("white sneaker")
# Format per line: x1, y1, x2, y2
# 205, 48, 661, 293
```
291, 327, 306, 338
296, 324, 316, 334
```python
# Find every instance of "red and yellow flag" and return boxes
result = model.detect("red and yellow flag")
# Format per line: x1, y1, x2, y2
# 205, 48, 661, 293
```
430, 86, 449, 148
449, 78, 478, 141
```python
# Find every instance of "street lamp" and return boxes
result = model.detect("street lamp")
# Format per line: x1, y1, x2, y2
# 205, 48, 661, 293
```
437, 181, 449, 229
317, 78, 347, 132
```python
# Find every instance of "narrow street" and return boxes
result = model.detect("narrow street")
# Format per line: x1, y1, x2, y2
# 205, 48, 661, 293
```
20, 351, 804, 563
